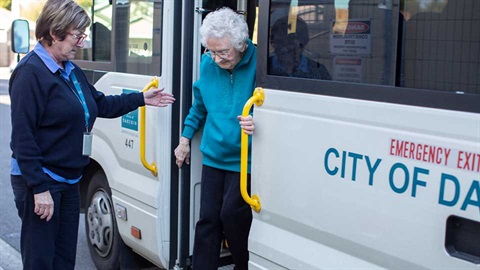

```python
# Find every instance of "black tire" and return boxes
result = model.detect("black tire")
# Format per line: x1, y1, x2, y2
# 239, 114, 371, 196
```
85, 170, 122, 270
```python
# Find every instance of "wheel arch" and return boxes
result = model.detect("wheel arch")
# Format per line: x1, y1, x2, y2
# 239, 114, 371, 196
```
80, 159, 102, 213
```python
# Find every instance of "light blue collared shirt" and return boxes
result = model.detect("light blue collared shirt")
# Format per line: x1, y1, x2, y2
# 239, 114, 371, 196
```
10, 42, 81, 184
33, 42, 75, 80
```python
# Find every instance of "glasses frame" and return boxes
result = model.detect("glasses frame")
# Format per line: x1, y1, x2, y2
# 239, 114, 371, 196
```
69, 32, 88, 45
204, 47, 233, 59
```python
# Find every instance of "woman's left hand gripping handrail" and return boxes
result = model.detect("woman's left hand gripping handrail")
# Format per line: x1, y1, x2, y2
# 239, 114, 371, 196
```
140, 77, 159, 176
240, 87, 264, 213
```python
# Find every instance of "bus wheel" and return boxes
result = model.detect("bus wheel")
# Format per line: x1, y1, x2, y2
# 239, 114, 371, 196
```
85, 170, 122, 270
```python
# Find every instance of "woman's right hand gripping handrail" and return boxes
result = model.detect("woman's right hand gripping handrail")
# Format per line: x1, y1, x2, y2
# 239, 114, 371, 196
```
240, 87, 264, 213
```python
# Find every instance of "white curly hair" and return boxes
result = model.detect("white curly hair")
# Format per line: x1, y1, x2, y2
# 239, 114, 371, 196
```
199, 7, 249, 50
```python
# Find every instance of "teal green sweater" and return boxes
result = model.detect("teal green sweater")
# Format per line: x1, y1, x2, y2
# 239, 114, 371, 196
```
182, 39, 256, 173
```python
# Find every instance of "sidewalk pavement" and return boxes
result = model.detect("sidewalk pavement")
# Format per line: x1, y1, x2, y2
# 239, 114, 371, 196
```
0, 238, 22, 270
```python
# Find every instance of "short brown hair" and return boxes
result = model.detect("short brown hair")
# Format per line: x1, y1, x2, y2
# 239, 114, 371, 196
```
270, 16, 309, 47
36, 0, 91, 46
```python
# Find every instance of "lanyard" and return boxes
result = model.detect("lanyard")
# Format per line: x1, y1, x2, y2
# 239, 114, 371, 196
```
68, 72, 90, 130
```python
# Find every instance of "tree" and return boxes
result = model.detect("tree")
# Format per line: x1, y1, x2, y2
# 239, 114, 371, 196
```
19, 0, 93, 22
76, 0, 92, 10
21, 1, 46, 22
0, 0, 12, 10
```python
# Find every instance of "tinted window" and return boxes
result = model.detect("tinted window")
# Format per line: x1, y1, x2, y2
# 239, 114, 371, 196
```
114, 0, 162, 75
75, 0, 113, 62
267, 0, 480, 95
402, 0, 479, 93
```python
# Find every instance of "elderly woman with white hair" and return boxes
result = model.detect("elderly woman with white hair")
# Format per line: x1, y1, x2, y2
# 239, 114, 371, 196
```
174, 7, 256, 270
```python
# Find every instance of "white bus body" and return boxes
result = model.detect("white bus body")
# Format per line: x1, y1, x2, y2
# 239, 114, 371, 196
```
28, 0, 476, 269
248, 91, 479, 269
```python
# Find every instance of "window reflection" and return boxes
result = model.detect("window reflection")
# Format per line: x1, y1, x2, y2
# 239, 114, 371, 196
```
75, 0, 112, 62
268, 0, 479, 94
402, 0, 479, 93
115, 0, 162, 76
128, 1, 154, 60
333, 0, 350, 34
269, 16, 331, 80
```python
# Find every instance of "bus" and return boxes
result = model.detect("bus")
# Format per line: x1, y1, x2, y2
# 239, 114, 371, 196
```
11, 0, 480, 269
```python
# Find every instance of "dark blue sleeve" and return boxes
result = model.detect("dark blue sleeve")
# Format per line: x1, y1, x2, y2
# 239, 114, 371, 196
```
91, 87, 145, 118
75, 69, 146, 118
10, 64, 52, 194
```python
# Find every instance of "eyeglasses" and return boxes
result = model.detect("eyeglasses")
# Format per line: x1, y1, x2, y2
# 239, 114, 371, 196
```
204, 47, 233, 59
69, 32, 88, 45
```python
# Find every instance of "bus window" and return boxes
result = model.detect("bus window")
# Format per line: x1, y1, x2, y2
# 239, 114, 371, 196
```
268, 0, 401, 85
402, 0, 479, 94
115, 0, 162, 76
75, 0, 113, 62
267, 0, 479, 95
269, 15, 332, 80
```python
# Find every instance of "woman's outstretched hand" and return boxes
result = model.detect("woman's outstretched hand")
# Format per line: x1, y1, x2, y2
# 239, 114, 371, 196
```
144, 88, 175, 107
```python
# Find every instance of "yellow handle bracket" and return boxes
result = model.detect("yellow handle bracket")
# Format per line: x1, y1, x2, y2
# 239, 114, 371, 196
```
240, 87, 264, 213
140, 77, 159, 176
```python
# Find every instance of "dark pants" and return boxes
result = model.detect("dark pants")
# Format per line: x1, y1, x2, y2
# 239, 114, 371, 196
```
192, 165, 253, 270
11, 175, 80, 270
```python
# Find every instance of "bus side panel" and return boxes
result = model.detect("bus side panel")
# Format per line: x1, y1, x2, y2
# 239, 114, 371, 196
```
90, 73, 172, 267
249, 89, 480, 269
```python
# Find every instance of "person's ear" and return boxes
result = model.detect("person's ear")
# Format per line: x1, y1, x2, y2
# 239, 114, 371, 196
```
50, 30, 58, 44
240, 43, 247, 53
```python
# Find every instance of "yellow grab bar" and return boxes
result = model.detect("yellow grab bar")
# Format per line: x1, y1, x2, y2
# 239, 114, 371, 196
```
140, 77, 159, 176
240, 87, 264, 213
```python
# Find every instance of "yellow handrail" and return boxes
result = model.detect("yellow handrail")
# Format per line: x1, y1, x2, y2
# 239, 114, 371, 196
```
240, 87, 264, 213
140, 77, 159, 176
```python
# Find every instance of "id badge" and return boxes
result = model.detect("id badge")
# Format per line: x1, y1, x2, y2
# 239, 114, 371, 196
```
82, 132, 93, 156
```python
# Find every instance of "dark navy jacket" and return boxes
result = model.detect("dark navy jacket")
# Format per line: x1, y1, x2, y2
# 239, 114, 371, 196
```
9, 51, 145, 193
